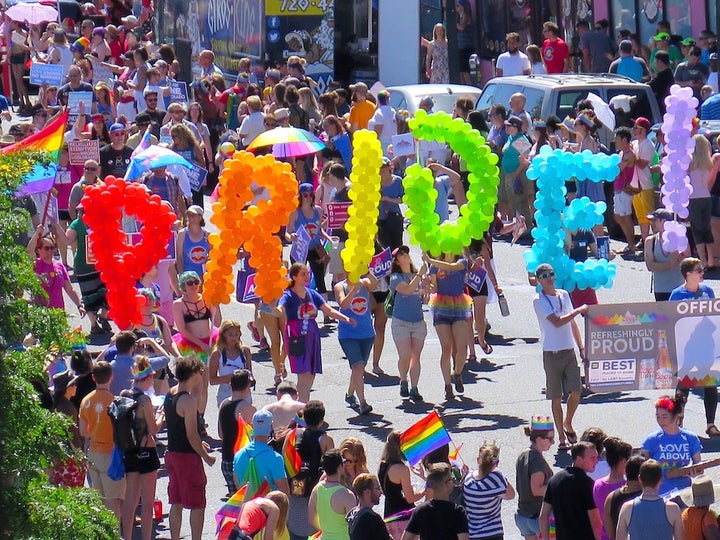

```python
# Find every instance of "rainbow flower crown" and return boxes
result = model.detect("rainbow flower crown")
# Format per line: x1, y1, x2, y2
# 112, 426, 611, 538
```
531, 416, 554, 431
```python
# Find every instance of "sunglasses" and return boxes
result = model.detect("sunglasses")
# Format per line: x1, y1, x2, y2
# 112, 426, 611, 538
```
185, 280, 200, 286
301, 193, 313, 198
690, 268, 705, 274
41, 245, 55, 251
538, 271, 555, 279
146, 98, 158, 102
264, 121, 277, 127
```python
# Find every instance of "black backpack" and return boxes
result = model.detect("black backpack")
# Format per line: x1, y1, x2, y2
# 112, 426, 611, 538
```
107, 389, 145, 452
290, 427, 324, 497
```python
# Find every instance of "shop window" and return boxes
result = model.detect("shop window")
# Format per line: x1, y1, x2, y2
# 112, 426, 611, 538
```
610, 0, 663, 45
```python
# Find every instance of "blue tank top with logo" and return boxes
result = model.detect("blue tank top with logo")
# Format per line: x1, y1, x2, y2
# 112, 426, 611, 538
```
182, 228, 210, 278
338, 282, 375, 340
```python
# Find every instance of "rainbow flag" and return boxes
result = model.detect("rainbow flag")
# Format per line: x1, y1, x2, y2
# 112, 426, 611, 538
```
8, 110, 69, 196
283, 427, 303, 478
293, 413, 306, 428
449, 443, 463, 465
233, 416, 253, 454
130, 127, 152, 159
309, 531, 322, 540
400, 411, 452, 466
215, 484, 247, 534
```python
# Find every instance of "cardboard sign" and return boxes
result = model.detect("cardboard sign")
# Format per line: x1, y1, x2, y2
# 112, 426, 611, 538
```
368, 248, 392, 279
465, 265, 487, 292
290, 224, 311, 264
67, 91, 93, 122
391, 133, 415, 157
235, 254, 258, 304
68, 139, 100, 165
169, 81, 189, 103
186, 165, 208, 192
586, 300, 720, 392
326, 202, 351, 229
29, 63, 64, 86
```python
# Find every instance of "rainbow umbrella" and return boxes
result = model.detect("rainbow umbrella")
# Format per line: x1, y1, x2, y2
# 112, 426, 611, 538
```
246, 127, 325, 158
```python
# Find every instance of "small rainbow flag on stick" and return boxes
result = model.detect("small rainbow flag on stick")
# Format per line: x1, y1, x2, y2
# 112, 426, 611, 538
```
233, 416, 253, 454
215, 484, 247, 535
283, 427, 303, 478
400, 410, 453, 466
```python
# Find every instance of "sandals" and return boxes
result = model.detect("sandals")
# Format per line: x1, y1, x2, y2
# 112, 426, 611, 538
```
557, 442, 571, 452
564, 429, 578, 444
706, 425, 720, 437
274, 373, 283, 386
467, 355, 477, 363
480, 342, 493, 355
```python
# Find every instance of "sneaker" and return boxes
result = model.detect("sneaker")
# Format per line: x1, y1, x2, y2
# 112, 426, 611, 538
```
247, 322, 261, 343
345, 393, 358, 407
409, 387, 423, 401
359, 402, 373, 415
445, 384, 455, 400
452, 374, 465, 394
400, 381, 409, 398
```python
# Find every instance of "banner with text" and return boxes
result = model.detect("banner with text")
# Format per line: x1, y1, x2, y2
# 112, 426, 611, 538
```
326, 202, 350, 229
235, 254, 258, 304
586, 300, 720, 392
368, 248, 391, 279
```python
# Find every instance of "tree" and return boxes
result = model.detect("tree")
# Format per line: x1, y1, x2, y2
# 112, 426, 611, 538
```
0, 150, 119, 539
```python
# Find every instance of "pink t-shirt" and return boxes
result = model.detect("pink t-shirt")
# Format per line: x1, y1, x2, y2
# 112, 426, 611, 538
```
53, 164, 82, 212
593, 477, 625, 540
34, 258, 69, 309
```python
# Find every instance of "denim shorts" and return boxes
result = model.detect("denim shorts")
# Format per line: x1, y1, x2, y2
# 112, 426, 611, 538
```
514, 512, 540, 537
339, 337, 375, 367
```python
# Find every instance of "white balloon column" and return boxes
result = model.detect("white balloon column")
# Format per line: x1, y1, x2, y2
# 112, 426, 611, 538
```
659, 85, 698, 253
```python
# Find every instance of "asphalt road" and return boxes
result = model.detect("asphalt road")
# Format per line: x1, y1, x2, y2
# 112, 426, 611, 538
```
61, 210, 720, 539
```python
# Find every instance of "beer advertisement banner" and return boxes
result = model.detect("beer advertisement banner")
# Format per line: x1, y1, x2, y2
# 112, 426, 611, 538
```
586, 300, 720, 392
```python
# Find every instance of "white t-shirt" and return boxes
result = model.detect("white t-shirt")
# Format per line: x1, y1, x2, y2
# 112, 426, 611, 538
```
496, 51, 531, 76
533, 288, 575, 351
371, 104, 397, 150
239, 111, 265, 147
632, 137, 655, 189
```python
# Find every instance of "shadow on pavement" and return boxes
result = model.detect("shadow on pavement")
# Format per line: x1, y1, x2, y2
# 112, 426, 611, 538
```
365, 372, 401, 387
553, 451, 573, 468
580, 391, 646, 404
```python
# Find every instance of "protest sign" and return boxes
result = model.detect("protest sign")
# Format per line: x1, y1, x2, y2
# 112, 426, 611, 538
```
465, 265, 487, 292
391, 133, 415, 157
368, 248, 392, 279
185, 165, 208, 192
586, 300, 720, 392
327, 202, 351, 229
290, 225, 311, 264
29, 63, 63, 86
235, 254, 259, 303
68, 139, 100, 165
169, 81, 189, 103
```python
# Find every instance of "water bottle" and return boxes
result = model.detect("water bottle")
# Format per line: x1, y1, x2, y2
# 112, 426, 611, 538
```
498, 294, 510, 317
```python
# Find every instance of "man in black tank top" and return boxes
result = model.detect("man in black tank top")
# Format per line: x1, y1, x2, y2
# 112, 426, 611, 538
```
218, 369, 255, 495
164, 356, 216, 540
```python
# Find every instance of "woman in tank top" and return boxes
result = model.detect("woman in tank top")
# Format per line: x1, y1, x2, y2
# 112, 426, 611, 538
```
377, 431, 426, 539
176, 205, 210, 281
688, 135, 717, 270
643, 210, 688, 301
208, 320, 253, 406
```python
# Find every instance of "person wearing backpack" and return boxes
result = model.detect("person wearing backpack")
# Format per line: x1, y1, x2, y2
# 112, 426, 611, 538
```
288, 400, 335, 540
120, 356, 164, 540
209, 320, 253, 407
233, 410, 289, 496
79, 360, 125, 524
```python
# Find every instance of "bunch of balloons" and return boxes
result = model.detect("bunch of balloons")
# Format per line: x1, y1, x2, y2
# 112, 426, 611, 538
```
659, 85, 697, 253
341, 130, 382, 282
562, 197, 607, 232
525, 146, 619, 291
81, 176, 177, 329
204, 151, 297, 305
404, 110, 499, 255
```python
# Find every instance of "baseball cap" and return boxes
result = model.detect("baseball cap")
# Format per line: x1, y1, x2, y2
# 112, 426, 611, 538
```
109, 122, 126, 133
419, 96, 435, 109
121, 14, 138, 25
711, 53, 719, 60
274, 108, 289, 121
681, 37, 695, 46
134, 112, 151, 125
252, 410, 273, 437
91, 113, 104, 122
143, 87, 159, 96
350, 81, 368, 94
653, 32, 671, 41
647, 208, 674, 221
186, 205, 204, 217
381, 156, 392, 167
633, 117, 651, 131
535, 263, 554, 277
504, 115, 523, 129
392, 245, 410, 257
298, 183, 314, 194
619, 40, 632, 53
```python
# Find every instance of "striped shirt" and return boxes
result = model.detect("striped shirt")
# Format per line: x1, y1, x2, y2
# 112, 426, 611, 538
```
463, 470, 509, 539
700, 93, 720, 120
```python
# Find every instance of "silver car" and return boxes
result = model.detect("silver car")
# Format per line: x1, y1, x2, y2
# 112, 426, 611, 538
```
386, 83, 483, 115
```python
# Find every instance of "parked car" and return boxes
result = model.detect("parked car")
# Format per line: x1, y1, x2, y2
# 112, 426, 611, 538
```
385, 83, 483, 115
475, 73, 662, 149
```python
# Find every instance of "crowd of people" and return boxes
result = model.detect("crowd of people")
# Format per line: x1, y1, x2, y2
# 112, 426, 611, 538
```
9, 5, 720, 540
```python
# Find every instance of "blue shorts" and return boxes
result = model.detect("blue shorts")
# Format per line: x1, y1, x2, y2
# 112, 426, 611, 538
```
515, 512, 540, 537
339, 337, 375, 367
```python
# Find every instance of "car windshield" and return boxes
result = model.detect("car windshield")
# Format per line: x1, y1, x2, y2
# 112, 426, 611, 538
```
426, 92, 480, 114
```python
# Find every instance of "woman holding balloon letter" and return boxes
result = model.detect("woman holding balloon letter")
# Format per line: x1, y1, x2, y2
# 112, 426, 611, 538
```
279, 263, 355, 402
